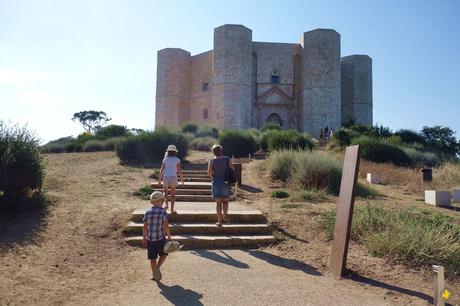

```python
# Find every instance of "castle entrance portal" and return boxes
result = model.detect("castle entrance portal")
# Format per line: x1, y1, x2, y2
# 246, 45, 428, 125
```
266, 113, 283, 127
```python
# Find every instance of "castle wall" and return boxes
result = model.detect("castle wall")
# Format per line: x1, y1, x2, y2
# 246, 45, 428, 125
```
211, 24, 252, 129
341, 55, 373, 125
300, 29, 341, 136
155, 48, 191, 128
189, 50, 213, 125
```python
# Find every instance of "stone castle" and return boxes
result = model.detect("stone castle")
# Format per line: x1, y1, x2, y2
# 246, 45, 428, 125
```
155, 24, 372, 136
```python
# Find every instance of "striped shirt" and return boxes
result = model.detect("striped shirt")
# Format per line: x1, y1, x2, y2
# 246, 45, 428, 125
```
143, 206, 167, 241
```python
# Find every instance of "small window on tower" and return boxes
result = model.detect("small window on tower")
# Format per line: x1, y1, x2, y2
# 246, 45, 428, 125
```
271, 71, 280, 84
202, 82, 209, 91
203, 109, 208, 119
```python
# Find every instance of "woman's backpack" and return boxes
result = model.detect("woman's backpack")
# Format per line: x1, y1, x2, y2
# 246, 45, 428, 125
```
225, 157, 237, 185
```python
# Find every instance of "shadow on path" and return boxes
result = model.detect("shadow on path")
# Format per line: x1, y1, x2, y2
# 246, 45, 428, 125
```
0, 200, 48, 254
347, 272, 439, 304
191, 250, 249, 269
157, 283, 204, 306
238, 184, 263, 193
247, 250, 321, 276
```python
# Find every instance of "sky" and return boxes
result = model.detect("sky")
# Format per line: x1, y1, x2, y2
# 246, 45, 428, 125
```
1, 0, 459, 144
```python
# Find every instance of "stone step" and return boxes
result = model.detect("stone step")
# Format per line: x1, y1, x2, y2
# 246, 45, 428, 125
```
182, 164, 208, 170
184, 177, 212, 182
125, 235, 275, 249
183, 170, 208, 175
123, 222, 271, 236
173, 195, 215, 202
150, 182, 211, 189
153, 188, 212, 195
132, 207, 267, 224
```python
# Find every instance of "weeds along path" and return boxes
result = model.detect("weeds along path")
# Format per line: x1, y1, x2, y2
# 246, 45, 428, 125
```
0, 152, 151, 305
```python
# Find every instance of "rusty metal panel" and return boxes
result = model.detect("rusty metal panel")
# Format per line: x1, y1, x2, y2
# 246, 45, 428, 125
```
329, 145, 361, 277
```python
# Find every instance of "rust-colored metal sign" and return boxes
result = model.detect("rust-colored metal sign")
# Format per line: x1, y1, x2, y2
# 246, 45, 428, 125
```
329, 145, 361, 277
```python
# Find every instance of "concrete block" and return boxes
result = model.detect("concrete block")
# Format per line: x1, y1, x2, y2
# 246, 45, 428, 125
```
424, 190, 451, 207
366, 173, 380, 184
452, 189, 460, 202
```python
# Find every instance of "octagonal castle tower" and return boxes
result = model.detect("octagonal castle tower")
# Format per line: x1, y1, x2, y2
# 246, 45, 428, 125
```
155, 24, 373, 136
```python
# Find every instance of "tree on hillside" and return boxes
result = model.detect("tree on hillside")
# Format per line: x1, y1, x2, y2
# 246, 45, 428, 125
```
72, 111, 111, 133
421, 125, 459, 156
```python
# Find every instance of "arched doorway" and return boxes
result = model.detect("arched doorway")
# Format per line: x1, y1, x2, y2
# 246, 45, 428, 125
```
266, 113, 283, 127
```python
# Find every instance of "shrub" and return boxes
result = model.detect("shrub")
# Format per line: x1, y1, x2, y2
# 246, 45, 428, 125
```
218, 130, 258, 158
261, 129, 314, 152
330, 128, 360, 147
195, 125, 219, 138
0, 122, 44, 204
190, 137, 216, 151
116, 127, 188, 165
181, 122, 199, 134
261, 122, 282, 132
395, 129, 426, 145
95, 125, 131, 140
402, 147, 441, 167
42, 144, 66, 154
351, 136, 410, 166
321, 204, 460, 273
82, 138, 120, 152
268, 150, 341, 194
271, 190, 289, 198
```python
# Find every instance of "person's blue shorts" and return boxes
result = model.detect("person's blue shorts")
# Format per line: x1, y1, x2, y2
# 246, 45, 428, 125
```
212, 178, 231, 199
147, 239, 167, 260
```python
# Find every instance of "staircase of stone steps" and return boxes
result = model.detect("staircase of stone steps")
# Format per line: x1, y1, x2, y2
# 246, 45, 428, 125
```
124, 164, 275, 249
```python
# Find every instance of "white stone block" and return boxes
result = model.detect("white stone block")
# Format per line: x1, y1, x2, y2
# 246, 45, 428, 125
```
425, 190, 451, 207
453, 189, 460, 202
366, 173, 380, 184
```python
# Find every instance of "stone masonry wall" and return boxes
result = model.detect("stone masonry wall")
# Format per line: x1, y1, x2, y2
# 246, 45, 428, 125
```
341, 55, 373, 125
300, 29, 341, 137
155, 48, 191, 128
189, 50, 213, 125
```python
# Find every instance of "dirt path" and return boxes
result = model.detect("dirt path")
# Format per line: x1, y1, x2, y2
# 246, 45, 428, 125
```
0, 152, 455, 305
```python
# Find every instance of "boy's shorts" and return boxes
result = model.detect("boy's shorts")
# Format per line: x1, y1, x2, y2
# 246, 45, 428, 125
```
147, 239, 167, 260
163, 176, 178, 188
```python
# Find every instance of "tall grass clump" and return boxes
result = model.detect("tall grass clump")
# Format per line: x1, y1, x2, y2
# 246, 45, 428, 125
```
190, 137, 216, 151
218, 130, 258, 157
261, 129, 314, 152
116, 127, 188, 165
268, 150, 341, 194
0, 122, 45, 205
322, 204, 460, 273
351, 136, 410, 166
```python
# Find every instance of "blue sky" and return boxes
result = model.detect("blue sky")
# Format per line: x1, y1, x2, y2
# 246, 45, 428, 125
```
1, 0, 459, 143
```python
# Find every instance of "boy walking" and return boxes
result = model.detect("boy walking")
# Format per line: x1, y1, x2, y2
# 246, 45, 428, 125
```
142, 191, 172, 281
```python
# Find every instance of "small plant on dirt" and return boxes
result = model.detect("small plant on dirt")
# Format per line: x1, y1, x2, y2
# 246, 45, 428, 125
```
289, 190, 327, 202
133, 185, 155, 200
149, 169, 160, 179
271, 190, 289, 199
280, 203, 302, 209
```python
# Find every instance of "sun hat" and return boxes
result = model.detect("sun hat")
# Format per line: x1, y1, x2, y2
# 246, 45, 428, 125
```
163, 240, 183, 253
150, 191, 164, 201
166, 145, 178, 152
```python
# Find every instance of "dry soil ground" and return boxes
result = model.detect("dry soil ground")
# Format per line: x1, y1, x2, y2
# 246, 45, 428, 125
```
0, 151, 458, 305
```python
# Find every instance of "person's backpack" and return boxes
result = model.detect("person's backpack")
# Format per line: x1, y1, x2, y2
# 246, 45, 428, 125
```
224, 157, 237, 185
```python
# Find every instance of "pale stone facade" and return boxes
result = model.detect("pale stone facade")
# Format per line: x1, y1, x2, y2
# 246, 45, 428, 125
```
155, 24, 373, 136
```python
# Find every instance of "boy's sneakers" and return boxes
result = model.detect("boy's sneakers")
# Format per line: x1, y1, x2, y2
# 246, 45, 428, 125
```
152, 266, 162, 281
